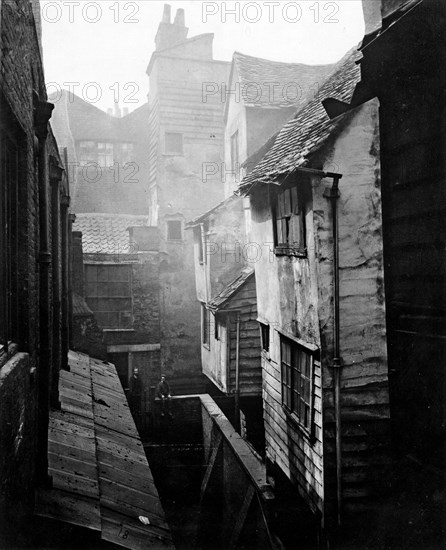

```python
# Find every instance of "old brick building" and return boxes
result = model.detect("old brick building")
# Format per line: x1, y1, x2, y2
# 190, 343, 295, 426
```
146, 5, 230, 392
50, 89, 165, 414
0, 0, 71, 543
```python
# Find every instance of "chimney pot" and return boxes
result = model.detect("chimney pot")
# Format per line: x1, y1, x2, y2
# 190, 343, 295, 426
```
162, 4, 171, 23
174, 8, 185, 27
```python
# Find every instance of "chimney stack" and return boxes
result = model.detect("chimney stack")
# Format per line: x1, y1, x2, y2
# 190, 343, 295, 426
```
162, 4, 171, 23
114, 103, 121, 118
155, 4, 188, 51
174, 8, 185, 27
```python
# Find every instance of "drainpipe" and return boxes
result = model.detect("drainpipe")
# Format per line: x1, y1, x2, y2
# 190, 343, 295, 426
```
324, 174, 343, 528
50, 157, 64, 409
34, 96, 55, 487
60, 194, 71, 371
234, 312, 241, 431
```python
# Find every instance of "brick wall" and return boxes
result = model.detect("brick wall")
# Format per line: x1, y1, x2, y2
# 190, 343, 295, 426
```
0, 2, 71, 543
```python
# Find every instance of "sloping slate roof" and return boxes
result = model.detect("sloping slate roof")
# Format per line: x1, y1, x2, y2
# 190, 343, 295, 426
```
238, 48, 361, 193
232, 51, 334, 108
74, 214, 149, 254
208, 268, 255, 311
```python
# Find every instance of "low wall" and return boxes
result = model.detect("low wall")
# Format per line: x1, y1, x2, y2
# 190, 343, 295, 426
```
0, 352, 37, 546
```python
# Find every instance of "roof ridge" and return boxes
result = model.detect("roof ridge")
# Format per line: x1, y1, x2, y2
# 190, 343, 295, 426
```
233, 50, 334, 69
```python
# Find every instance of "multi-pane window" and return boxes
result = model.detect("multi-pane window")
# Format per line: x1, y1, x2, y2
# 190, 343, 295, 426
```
77, 141, 134, 166
259, 323, 270, 353
78, 141, 97, 165
85, 264, 133, 329
167, 220, 182, 241
97, 142, 114, 166
165, 132, 183, 155
202, 304, 210, 347
0, 132, 19, 352
280, 336, 314, 433
274, 185, 306, 255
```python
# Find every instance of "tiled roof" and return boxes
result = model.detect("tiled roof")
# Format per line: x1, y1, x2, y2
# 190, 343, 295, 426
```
238, 48, 361, 194
74, 213, 149, 254
208, 267, 255, 311
231, 51, 334, 109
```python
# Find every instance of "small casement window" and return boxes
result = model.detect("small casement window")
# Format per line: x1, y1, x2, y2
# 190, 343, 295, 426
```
165, 132, 183, 155
202, 304, 210, 347
259, 323, 270, 353
280, 336, 314, 434
167, 220, 182, 241
273, 184, 306, 256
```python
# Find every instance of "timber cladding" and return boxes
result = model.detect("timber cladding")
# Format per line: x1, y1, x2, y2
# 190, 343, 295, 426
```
250, 99, 391, 523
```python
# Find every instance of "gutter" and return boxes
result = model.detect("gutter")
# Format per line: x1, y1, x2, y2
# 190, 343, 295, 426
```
324, 174, 343, 527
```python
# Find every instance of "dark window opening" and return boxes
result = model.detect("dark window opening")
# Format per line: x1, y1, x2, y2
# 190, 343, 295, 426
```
280, 336, 314, 434
259, 323, 270, 353
167, 220, 182, 241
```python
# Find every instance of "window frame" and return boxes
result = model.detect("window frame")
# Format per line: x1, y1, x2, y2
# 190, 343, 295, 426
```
272, 182, 307, 257
84, 263, 134, 330
280, 335, 315, 438
259, 322, 270, 355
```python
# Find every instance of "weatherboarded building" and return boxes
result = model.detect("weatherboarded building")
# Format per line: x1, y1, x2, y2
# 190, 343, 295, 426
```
239, 49, 391, 535
146, 5, 230, 392
187, 196, 263, 447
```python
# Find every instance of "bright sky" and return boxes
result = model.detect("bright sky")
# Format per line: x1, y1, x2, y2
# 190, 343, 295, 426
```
41, 0, 365, 113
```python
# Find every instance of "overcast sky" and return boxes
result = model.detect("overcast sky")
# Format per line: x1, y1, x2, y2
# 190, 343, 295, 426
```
41, 0, 365, 113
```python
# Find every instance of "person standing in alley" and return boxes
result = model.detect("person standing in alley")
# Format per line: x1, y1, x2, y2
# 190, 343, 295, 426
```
157, 375, 172, 417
